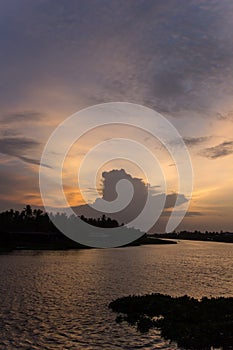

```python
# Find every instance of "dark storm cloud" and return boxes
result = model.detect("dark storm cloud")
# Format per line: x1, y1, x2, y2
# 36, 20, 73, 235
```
1, 0, 233, 117
200, 141, 233, 159
73, 168, 188, 232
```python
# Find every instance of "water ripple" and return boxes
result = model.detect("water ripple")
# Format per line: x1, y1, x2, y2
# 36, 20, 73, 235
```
0, 241, 232, 349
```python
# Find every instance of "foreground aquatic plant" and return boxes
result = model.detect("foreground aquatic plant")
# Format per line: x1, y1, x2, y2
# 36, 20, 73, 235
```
109, 293, 233, 350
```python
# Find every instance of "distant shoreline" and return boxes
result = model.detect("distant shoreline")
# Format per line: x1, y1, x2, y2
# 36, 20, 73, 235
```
2, 229, 233, 252
152, 231, 233, 244
0, 231, 176, 252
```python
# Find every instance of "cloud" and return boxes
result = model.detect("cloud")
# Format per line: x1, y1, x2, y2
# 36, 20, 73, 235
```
0, 129, 20, 137
0, 0, 233, 230
169, 136, 210, 149
0, 111, 45, 124
0, 137, 42, 166
200, 141, 233, 159
101, 169, 148, 202
164, 193, 188, 209
72, 168, 188, 232
162, 210, 203, 217
0, 137, 39, 154
1, 0, 233, 118
183, 136, 210, 147
74, 169, 148, 223
18, 155, 51, 168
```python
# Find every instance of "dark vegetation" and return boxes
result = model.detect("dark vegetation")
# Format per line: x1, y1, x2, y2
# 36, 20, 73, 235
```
0, 205, 121, 250
0, 205, 121, 233
109, 293, 233, 350
153, 231, 233, 243
79, 214, 120, 228
0, 205, 175, 250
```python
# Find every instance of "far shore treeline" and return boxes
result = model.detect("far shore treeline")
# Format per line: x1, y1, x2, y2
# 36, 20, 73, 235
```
0, 205, 121, 232
0, 205, 124, 250
0, 205, 232, 251
0, 205, 171, 250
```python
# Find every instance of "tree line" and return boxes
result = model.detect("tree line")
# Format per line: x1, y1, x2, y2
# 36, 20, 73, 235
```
0, 205, 121, 233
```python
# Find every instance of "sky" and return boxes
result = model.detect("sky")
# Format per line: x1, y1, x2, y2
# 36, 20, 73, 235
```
0, 0, 233, 232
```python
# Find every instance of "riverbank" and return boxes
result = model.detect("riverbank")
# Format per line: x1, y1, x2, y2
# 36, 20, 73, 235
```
152, 231, 233, 243
0, 231, 176, 251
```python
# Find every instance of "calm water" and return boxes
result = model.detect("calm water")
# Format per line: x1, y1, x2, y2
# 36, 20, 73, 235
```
0, 240, 232, 349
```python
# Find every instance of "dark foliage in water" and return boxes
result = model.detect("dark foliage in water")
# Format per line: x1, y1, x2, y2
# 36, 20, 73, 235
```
109, 293, 233, 350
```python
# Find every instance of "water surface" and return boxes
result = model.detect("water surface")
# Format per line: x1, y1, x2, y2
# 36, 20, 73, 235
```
0, 240, 232, 349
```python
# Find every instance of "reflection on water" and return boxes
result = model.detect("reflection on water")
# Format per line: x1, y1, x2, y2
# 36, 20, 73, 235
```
0, 240, 232, 349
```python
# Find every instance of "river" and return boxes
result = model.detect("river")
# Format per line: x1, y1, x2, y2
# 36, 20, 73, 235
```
0, 240, 232, 349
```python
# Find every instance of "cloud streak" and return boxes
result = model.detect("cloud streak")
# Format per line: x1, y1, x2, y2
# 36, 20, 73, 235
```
0, 111, 45, 124
200, 141, 233, 159
183, 136, 210, 147
0, 137, 43, 166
